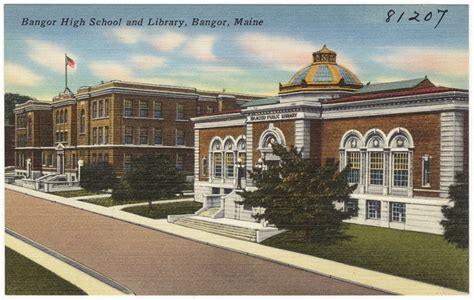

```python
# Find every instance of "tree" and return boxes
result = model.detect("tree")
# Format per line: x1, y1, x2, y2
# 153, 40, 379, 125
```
80, 161, 117, 193
238, 143, 356, 242
441, 172, 469, 248
125, 155, 186, 213
5, 93, 32, 125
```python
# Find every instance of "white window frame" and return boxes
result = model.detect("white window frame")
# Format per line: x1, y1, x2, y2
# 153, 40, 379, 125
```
176, 103, 185, 120
366, 200, 381, 220
124, 99, 133, 117
422, 155, 432, 187
176, 129, 185, 146
390, 202, 406, 223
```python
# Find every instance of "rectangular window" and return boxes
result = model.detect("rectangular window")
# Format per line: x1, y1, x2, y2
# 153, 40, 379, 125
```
176, 129, 185, 145
369, 152, 384, 185
201, 157, 208, 176
346, 151, 360, 184
176, 154, 184, 171
98, 127, 103, 144
125, 127, 133, 144
366, 200, 381, 219
153, 128, 162, 145
104, 99, 109, 117
154, 101, 162, 118
92, 101, 98, 119
104, 127, 109, 144
393, 152, 409, 187
48, 154, 53, 167
344, 199, 359, 217
98, 100, 104, 117
226, 152, 234, 178
139, 101, 148, 117
124, 154, 131, 173
64, 131, 68, 143
422, 155, 431, 187
92, 128, 97, 145
390, 202, 406, 222
176, 103, 185, 120
214, 153, 222, 178
140, 128, 148, 144
124, 99, 133, 117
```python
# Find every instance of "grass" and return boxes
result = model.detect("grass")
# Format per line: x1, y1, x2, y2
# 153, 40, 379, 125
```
262, 224, 469, 292
79, 194, 192, 207
5, 247, 86, 295
123, 201, 202, 219
52, 190, 105, 198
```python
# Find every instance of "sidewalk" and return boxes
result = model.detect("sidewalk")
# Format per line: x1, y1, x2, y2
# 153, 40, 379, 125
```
5, 184, 465, 296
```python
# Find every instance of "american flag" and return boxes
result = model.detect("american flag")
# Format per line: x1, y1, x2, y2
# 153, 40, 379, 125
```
66, 55, 75, 68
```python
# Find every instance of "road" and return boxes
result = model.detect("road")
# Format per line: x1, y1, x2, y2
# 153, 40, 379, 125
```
5, 189, 386, 295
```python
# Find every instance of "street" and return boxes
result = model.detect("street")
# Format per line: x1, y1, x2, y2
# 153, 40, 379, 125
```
5, 189, 385, 295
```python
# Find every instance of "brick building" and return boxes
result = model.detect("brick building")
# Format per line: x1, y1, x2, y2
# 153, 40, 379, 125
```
14, 81, 261, 183
191, 46, 469, 235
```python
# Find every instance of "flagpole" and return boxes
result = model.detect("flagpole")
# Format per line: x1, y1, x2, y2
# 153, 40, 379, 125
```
65, 53, 68, 92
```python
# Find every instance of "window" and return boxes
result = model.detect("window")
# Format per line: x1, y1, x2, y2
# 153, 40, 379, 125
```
48, 154, 53, 167
64, 131, 68, 143
124, 99, 133, 117
422, 155, 431, 187
92, 154, 97, 163
213, 153, 222, 178
176, 103, 185, 120
56, 111, 59, 124
176, 154, 184, 171
92, 101, 98, 118
367, 200, 381, 219
140, 128, 148, 144
201, 157, 208, 176
98, 127, 103, 144
92, 128, 97, 144
42, 152, 45, 166
344, 199, 359, 216
27, 118, 32, 139
346, 151, 360, 184
80, 110, 85, 133
104, 127, 109, 144
125, 127, 133, 144
139, 101, 148, 117
393, 152, 409, 187
390, 202, 406, 222
64, 109, 68, 123
55, 131, 60, 143
225, 152, 234, 178
154, 101, 162, 118
369, 152, 384, 185
238, 152, 246, 178
104, 99, 109, 117
153, 128, 162, 145
98, 153, 103, 162
176, 130, 185, 145
124, 154, 131, 172
60, 131, 64, 142
98, 100, 104, 117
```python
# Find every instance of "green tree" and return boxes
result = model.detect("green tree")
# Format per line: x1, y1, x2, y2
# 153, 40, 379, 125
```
441, 172, 469, 248
238, 143, 356, 242
80, 161, 117, 193
125, 155, 186, 213
5, 93, 32, 125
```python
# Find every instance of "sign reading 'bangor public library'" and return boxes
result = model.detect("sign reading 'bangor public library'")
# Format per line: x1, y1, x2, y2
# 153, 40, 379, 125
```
247, 112, 298, 122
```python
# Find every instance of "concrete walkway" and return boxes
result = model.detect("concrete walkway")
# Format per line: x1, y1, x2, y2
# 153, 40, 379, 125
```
5, 184, 465, 295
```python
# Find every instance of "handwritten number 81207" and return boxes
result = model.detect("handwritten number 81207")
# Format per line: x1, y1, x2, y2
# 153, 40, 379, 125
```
386, 9, 448, 29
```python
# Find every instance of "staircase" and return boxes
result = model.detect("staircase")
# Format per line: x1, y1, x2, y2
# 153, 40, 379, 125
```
198, 207, 221, 218
175, 217, 257, 242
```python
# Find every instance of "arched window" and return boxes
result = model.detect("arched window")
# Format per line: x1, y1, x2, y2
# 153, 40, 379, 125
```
80, 110, 85, 133
365, 129, 387, 186
210, 138, 222, 178
236, 137, 246, 178
223, 138, 235, 178
340, 130, 363, 184
387, 128, 414, 188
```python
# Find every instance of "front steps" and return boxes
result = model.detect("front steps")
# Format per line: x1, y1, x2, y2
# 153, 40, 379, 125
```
175, 217, 257, 242
197, 207, 221, 218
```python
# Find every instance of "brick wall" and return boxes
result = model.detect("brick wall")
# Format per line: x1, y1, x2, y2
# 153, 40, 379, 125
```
252, 120, 295, 164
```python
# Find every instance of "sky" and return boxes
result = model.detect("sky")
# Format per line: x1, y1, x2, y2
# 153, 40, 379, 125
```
4, 4, 469, 100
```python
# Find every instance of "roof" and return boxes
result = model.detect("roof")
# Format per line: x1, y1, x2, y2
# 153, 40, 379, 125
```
241, 97, 280, 108
354, 78, 430, 94
326, 86, 467, 104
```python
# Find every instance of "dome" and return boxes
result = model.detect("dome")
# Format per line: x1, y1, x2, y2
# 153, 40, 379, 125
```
279, 45, 363, 94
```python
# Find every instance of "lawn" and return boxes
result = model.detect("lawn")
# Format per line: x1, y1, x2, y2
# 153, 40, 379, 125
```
262, 224, 469, 292
5, 247, 86, 295
123, 201, 202, 219
52, 190, 105, 198
79, 194, 192, 207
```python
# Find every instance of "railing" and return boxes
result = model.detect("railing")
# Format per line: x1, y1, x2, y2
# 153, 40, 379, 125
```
21, 179, 36, 190
44, 181, 81, 193
205, 194, 223, 208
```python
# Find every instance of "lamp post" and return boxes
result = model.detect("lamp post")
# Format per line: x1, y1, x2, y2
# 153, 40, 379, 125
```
236, 158, 244, 190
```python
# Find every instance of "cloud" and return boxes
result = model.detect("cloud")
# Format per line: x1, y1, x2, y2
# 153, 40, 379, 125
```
148, 32, 186, 51
112, 28, 144, 44
5, 63, 43, 86
89, 61, 134, 81
130, 55, 166, 69
237, 33, 356, 72
185, 35, 218, 61
25, 39, 78, 74
373, 47, 468, 78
